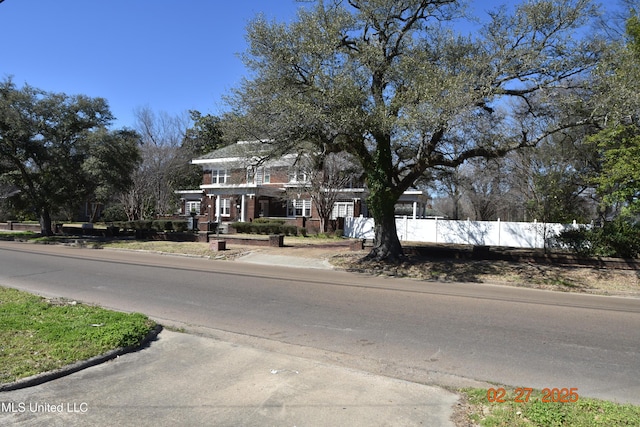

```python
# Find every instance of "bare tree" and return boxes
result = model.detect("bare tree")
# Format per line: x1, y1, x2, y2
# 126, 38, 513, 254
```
119, 108, 190, 219
289, 152, 361, 233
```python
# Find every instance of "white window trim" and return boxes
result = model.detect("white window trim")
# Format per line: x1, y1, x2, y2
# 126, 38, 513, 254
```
288, 170, 308, 183
288, 199, 312, 217
186, 201, 201, 215
211, 169, 229, 184
246, 167, 255, 184
331, 201, 354, 219
220, 198, 231, 217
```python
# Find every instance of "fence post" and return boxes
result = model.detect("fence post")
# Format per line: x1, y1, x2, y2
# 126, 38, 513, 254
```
403, 215, 408, 241
435, 217, 438, 243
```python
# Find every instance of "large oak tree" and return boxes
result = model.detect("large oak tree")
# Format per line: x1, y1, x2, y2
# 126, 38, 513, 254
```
227, 0, 605, 261
0, 79, 140, 234
588, 10, 640, 216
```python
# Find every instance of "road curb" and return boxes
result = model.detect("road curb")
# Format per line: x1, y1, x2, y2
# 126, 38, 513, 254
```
0, 324, 163, 392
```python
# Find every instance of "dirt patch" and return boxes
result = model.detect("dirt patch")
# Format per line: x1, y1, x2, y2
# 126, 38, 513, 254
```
329, 251, 640, 298
103, 239, 640, 297
226, 239, 640, 297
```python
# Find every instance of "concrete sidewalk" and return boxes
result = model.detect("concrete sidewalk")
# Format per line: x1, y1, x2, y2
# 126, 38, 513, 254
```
235, 251, 335, 269
0, 330, 458, 426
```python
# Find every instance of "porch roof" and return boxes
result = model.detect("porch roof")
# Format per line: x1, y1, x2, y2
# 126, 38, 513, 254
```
397, 190, 430, 204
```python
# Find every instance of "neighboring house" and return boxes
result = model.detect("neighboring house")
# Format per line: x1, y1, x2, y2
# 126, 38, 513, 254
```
177, 140, 430, 233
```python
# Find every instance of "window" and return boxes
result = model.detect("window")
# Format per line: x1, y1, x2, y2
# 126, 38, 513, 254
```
288, 170, 307, 183
211, 169, 228, 184
220, 198, 231, 217
288, 199, 311, 217
331, 202, 354, 219
253, 167, 270, 185
186, 201, 201, 215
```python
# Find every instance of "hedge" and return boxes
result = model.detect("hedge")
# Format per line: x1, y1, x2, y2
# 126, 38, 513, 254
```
252, 217, 286, 225
231, 221, 298, 236
555, 218, 640, 258
110, 220, 189, 233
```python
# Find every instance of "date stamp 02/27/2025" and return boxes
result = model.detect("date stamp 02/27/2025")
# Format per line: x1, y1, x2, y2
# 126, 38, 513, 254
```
486, 387, 580, 403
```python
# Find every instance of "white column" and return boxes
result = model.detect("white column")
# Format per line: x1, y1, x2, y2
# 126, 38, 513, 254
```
241, 195, 246, 222
412, 201, 417, 220
216, 195, 221, 223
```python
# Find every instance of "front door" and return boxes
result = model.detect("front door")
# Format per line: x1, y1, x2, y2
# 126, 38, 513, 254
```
259, 200, 269, 217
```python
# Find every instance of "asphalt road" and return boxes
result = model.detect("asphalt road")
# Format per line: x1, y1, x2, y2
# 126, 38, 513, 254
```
1, 241, 639, 404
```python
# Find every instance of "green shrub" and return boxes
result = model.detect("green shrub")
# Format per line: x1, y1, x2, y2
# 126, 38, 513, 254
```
152, 220, 174, 232
124, 220, 147, 231
283, 225, 298, 236
173, 221, 188, 233
231, 222, 252, 233
101, 204, 128, 222
254, 223, 284, 234
230, 221, 296, 235
253, 217, 285, 224
556, 218, 640, 258
109, 221, 124, 231
555, 226, 593, 256
121, 220, 183, 233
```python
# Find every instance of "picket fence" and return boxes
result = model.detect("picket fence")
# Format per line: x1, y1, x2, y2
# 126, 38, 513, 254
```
344, 216, 581, 249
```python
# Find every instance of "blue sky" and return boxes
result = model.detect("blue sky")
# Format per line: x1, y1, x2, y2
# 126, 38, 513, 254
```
1, 0, 308, 128
0, 0, 608, 130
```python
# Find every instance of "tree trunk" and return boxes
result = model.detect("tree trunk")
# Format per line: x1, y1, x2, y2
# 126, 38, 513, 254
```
320, 215, 328, 233
89, 202, 101, 223
365, 188, 404, 262
39, 208, 54, 236
368, 214, 403, 262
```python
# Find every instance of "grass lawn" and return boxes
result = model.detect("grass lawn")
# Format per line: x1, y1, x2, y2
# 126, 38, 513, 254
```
0, 231, 35, 237
460, 387, 640, 426
0, 286, 156, 384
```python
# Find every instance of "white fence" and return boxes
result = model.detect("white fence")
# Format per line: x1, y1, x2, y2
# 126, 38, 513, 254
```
344, 216, 579, 249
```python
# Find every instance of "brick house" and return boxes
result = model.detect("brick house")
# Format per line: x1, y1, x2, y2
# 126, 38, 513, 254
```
177, 140, 430, 233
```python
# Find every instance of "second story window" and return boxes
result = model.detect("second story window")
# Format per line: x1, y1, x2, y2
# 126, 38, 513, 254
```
250, 167, 271, 185
211, 169, 228, 184
288, 170, 307, 183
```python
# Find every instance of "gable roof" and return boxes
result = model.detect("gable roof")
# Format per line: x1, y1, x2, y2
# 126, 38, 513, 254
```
193, 140, 271, 162
192, 140, 298, 167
